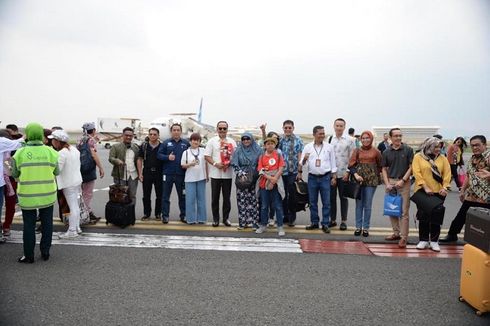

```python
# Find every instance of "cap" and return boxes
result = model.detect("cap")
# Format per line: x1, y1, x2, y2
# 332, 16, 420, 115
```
47, 129, 69, 142
82, 122, 96, 131
264, 137, 278, 145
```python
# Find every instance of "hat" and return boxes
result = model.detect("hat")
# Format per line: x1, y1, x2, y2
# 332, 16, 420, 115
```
82, 122, 96, 131
48, 129, 69, 142
264, 137, 278, 145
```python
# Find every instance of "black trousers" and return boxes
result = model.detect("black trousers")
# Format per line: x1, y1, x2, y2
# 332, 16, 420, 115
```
142, 171, 163, 217
418, 194, 445, 241
282, 174, 297, 224
448, 200, 490, 236
211, 178, 232, 223
330, 177, 349, 221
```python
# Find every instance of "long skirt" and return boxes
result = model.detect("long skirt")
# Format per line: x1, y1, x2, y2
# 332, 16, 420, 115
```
236, 186, 259, 226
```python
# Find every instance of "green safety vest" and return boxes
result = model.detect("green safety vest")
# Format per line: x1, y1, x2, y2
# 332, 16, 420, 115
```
12, 143, 59, 210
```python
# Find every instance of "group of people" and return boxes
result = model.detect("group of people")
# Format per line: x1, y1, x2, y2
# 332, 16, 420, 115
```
1, 118, 489, 263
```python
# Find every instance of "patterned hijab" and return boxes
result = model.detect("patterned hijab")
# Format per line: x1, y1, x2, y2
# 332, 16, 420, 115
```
419, 137, 443, 183
231, 132, 262, 169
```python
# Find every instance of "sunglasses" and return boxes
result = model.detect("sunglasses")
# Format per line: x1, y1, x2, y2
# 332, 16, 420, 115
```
241, 137, 251, 141
218, 127, 228, 131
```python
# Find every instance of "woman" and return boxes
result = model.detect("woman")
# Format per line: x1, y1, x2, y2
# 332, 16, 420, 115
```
49, 130, 83, 238
412, 137, 451, 252
181, 133, 208, 224
231, 132, 262, 229
447, 136, 467, 190
348, 131, 382, 237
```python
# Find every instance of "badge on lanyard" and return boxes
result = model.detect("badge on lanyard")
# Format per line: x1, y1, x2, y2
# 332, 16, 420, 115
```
315, 159, 321, 167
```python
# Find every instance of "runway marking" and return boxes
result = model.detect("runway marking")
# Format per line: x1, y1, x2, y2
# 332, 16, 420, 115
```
5, 231, 303, 253
299, 240, 372, 255
366, 243, 463, 259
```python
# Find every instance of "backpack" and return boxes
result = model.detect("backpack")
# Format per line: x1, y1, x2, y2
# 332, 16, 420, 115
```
78, 139, 96, 173
289, 179, 309, 212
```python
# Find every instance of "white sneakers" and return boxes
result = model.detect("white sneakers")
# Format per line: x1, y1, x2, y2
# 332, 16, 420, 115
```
277, 227, 285, 237
416, 241, 429, 250
429, 241, 441, 252
76, 226, 83, 235
416, 241, 440, 252
255, 226, 266, 234
58, 231, 79, 239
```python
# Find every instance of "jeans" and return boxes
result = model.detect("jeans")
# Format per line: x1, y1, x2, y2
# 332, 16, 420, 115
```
62, 186, 81, 232
355, 186, 377, 230
22, 205, 54, 259
142, 171, 163, 217
307, 173, 331, 226
185, 180, 207, 223
210, 178, 232, 223
282, 174, 297, 224
330, 177, 348, 222
259, 187, 284, 227
162, 174, 186, 219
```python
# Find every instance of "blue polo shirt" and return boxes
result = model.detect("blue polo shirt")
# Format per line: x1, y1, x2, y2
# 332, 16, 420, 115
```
157, 138, 190, 176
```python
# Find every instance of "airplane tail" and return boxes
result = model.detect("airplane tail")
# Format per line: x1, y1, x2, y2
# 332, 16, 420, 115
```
198, 97, 203, 123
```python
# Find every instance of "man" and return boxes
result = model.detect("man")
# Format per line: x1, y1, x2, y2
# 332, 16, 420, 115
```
78, 122, 104, 224
377, 133, 390, 154
6, 124, 22, 139
300, 126, 337, 233
108, 127, 140, 204
11, 123, 59, 262
328, 118, 355, 230
440, 135, 490, 242
204, 121, 237, 227
137, 128, 163, 221
381, 128, 414, 248
278, 120, 303, 226
0, 130, 23, 243
157, 123, 189, 223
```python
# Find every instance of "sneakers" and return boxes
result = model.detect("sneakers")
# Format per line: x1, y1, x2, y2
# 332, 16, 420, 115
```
430, 241, 441, 252
277, 227, 285, 236
255, 225, 266, 234
268, 219, 275, 227
322, 226, 330, 234
76, 226, 83, 235
416, 241, 429, 250
339, 222, 347, 231
58, 231, 79, 239
237, 225, 244, 230
354, 229, 362, 236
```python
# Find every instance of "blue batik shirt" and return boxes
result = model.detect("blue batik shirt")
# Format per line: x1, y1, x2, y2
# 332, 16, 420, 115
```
279, 134, 304, 176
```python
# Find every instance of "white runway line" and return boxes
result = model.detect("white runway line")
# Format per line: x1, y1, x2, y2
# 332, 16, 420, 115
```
5, 231, 303, 253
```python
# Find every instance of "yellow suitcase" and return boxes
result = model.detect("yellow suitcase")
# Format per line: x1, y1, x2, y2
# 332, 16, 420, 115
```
459, 244, 490, 316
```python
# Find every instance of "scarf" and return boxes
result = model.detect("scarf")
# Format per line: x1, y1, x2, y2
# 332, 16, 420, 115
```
231, 132, 262, 171
419, 137, 443, 184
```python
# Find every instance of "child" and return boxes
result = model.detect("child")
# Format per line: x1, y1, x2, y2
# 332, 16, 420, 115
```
181, 133, 208, 224
256, 137, 286, 236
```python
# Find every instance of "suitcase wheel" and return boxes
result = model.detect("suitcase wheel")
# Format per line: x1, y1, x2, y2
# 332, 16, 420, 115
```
476, 310, 483, 316
458, 296, 465, 302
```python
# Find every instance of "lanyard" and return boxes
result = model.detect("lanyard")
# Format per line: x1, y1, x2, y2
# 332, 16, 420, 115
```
313, 144, 323, 157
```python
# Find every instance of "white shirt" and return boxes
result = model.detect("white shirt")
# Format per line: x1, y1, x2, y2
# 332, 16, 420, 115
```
181, 147, 206, 182
125, 149, 138, 180
0, 138, 23, 187
301, 141, 337, 175
329, 135, 355, 176
56, 146, 83, 189
204, 136, 237, 179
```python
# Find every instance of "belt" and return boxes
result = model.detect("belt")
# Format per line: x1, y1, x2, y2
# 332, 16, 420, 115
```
146, 167, 159, 172
309, 171, 331, 177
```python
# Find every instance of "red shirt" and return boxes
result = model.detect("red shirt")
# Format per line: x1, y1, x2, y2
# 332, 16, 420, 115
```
257, 150, 285, 189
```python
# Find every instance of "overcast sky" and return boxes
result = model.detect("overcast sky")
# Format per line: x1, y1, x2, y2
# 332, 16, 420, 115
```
1, 0, 489, 137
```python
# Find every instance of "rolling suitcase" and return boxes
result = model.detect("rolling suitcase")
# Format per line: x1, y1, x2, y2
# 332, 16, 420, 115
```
105, 201, 136, 228
459, 244, 490, 316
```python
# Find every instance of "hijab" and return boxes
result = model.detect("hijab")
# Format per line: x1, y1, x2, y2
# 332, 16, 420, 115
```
231, 132, 262, 169
419, 137, 443, 183
360, 131, 374, 150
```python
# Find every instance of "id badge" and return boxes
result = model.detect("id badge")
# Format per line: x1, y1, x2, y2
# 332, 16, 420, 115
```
315, 159, 321, 167
195, 158, 200, 165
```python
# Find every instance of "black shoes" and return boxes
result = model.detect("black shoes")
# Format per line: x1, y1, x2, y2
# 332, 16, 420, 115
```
162, 217, 169, 224
41, 253, 50, 261
339, 222, 347, 231
18, 256, 34, 264
354, 229, 362, 236
362, 230, 369, 237
212, 221, 219, 227
328, 221, 337, 228
439, 234, 458, 243
305, 224, 319, 230
223, 220, 232, 227
322, 226, 330, 234
180, 217, 187, 224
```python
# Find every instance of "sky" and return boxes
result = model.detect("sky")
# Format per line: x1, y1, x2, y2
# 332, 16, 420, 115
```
0, 0, 489, 138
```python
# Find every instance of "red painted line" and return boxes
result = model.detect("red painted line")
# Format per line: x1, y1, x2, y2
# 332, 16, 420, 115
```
365, 244, 463, 258
374, 252, 462, 258
299, 239, 372, 255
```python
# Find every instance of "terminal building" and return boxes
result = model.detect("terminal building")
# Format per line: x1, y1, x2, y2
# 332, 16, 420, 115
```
372, 126, 440, 147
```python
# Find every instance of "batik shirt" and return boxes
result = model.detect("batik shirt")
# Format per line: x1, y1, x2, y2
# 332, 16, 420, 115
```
279, 135, 303, 176
330, 135, 355, 177
465, 150, 490, 204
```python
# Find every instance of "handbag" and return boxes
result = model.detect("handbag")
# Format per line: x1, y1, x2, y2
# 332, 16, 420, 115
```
410, 189, 446, 225
343, 150, 361, 199
109, 164, 131, 204
457, 165, 466, 186
383, 191, 402, 217
235, 166, 257, 190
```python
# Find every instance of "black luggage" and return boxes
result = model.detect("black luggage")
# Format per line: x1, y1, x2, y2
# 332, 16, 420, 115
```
289, 180, 309, 212
105, 201, 135, 228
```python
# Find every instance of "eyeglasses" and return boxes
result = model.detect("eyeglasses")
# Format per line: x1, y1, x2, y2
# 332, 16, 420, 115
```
218, 127, 228, 131
241, 137, 251, 141
283, 126, 293, 130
